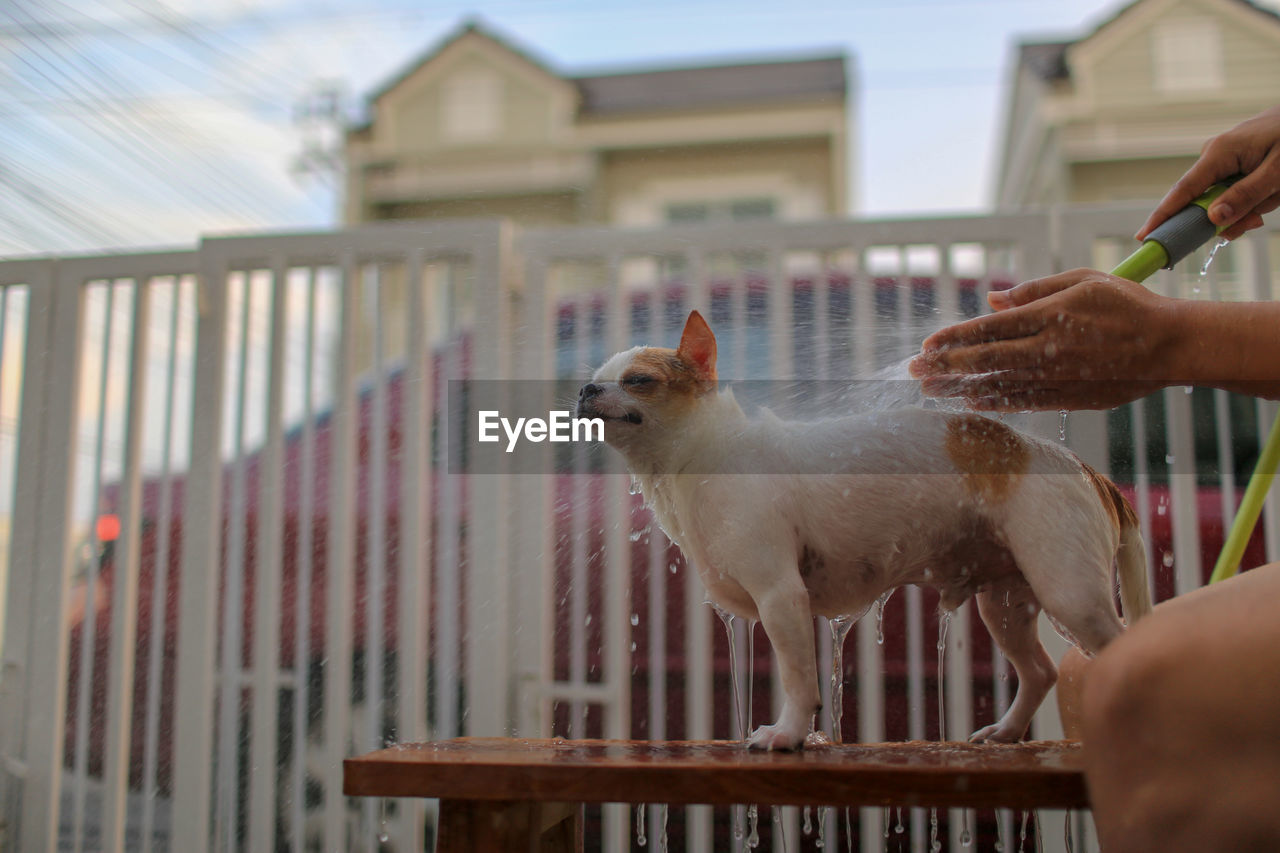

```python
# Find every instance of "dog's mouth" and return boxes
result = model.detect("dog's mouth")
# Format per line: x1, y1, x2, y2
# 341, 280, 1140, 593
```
576, 402, 642, 424
592, 410, 643, 425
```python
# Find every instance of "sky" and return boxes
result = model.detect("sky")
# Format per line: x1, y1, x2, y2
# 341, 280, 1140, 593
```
2, 0, 1277, 258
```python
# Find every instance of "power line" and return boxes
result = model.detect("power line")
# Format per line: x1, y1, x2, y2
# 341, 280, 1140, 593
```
18, 0, 283, 212
0, 0, 1123, 43
113, 0, 299, 91
0, 91, 288, 116
0, 160, 134, 247
1, 3, 274, 228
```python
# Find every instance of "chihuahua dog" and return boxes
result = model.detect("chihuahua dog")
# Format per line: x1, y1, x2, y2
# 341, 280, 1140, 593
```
577, 310, 1151, 750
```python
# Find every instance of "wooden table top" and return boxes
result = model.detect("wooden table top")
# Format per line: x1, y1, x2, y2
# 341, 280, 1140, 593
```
344, 737, 1088, 810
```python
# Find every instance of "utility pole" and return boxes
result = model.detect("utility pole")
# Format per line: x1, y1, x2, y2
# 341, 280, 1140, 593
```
291, 80, 346, 188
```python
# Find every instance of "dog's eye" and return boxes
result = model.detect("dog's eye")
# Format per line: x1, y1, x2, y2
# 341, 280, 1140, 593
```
622, 374, 656, 388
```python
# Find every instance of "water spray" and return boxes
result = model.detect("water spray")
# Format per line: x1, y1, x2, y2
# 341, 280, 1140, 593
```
1107, 178, 1279, 584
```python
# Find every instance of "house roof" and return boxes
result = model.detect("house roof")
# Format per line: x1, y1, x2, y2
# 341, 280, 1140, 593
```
365, 18, 846, 117
571, 55, 846, 116
1016, 0, 1280, 81
1018, 41, 1072, 82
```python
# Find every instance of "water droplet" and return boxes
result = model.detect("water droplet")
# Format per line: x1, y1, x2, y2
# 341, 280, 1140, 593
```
937, 611, 952, 742
746, 804, 760, 848
1200, 237, 1229, 276
1058, 410, 1068, 442
895, 808, 905, 833
804, 806, 813, 835
629, 528, 644, 542
876, 589, 893, 645
1157, 504, 1167, 516
1165, 453, 1175, 464
668, 562, 678, 575
630, 612, 640, 626
962, 827, 973, 846
636, 803, 647, 846
829, 615, 856, 743
1184, 385, 1194, 395
1162, 551, 1174, 568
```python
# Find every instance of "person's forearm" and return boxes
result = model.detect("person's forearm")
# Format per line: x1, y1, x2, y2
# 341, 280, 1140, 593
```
1167, 300, 1280, 399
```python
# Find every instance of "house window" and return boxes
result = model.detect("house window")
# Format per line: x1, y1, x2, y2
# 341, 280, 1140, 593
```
1152, 19, 1224, 95
441, 69, 502, 140
663, 198, 777, 224
729, 198, 776, 221
665, 202, 711, 224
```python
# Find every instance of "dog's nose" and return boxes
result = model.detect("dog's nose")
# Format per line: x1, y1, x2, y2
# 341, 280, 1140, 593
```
579, 383, 603, 401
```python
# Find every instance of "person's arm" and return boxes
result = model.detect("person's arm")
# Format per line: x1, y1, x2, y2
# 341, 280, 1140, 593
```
911, 102, 1280, 411
907, 270, 1280, 410
1168, 296, 1280, 398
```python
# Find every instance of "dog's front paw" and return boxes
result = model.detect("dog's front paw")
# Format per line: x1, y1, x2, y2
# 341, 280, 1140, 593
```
968, 723, 1025, 744
747, 723, 806, 752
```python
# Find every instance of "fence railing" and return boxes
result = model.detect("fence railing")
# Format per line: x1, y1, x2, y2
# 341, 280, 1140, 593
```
0, 209, 1275, 853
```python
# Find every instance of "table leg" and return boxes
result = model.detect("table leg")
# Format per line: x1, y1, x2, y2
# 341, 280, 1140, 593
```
436, 800, 582, 852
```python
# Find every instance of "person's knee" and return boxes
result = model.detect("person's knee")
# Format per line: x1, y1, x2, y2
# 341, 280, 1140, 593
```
1081, 624, 1181, 745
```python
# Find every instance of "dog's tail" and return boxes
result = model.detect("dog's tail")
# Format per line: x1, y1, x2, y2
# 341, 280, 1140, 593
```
1083, 462, 1152, 624
1106, 482, 1153, 625
1117, 519, 1152, 624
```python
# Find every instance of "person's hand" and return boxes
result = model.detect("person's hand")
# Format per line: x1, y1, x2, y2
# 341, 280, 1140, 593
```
908, 270, 1183, 411
1137, 104, 1280, 242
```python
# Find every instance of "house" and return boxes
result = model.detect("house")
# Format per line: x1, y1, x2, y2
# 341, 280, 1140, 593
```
343, 19, 851, 229
995, 0, 1280, 210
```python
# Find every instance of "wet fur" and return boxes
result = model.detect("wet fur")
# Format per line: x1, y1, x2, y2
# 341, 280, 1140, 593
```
578, 311, 1152, 750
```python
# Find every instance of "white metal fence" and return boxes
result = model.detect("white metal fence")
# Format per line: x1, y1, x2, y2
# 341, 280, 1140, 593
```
0, 209, 1275, 853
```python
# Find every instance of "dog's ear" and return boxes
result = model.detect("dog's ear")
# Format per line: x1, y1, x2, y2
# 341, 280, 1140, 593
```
677, 310, 717, 380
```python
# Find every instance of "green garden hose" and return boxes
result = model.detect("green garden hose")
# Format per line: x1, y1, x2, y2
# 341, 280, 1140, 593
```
1108, 179, 1280, 584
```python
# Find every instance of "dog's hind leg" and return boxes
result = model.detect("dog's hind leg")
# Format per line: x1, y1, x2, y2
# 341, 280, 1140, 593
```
970, 579, 1057, 743
1001, 518, 1127, 657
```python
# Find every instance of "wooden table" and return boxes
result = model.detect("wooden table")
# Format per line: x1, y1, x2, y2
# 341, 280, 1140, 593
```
344, 737, 1087, 851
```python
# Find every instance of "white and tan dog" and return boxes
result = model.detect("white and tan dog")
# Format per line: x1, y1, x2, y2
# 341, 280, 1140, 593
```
577, 310, 1151, 750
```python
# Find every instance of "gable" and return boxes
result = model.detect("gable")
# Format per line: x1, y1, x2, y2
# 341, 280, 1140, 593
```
370, 27, 578, 151
1068, 0, 1280, 107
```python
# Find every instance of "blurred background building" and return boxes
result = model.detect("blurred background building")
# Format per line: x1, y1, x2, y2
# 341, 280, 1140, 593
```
343, 20, 851, 229
996, 0, 1280, 209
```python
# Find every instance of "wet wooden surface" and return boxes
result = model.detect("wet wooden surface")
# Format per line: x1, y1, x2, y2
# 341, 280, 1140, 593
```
344, 737, 1088, 810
